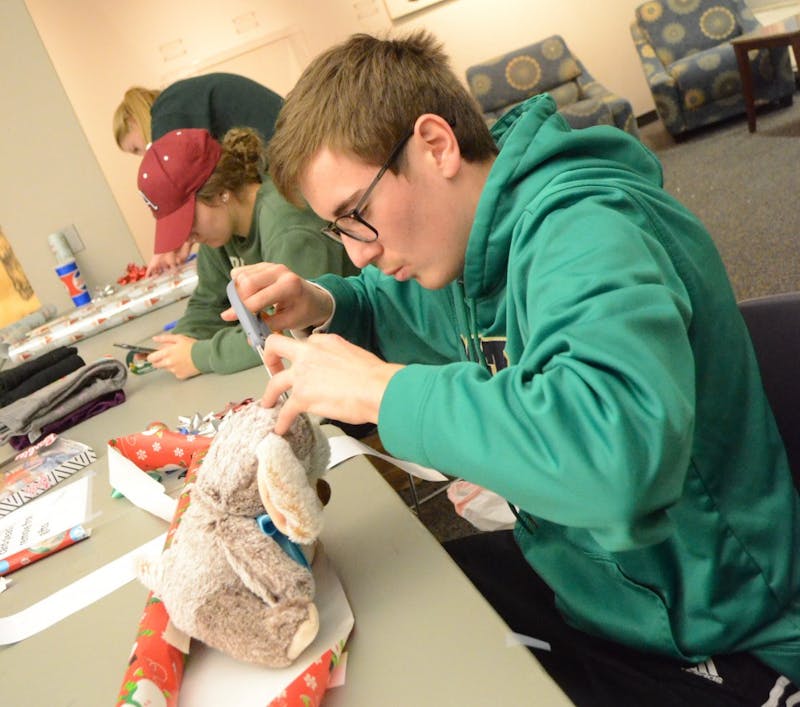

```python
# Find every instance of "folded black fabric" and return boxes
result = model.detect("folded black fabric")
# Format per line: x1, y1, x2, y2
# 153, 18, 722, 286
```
0, 346, 79, 395
0, 357, 127, 445
0, 353, 85, 408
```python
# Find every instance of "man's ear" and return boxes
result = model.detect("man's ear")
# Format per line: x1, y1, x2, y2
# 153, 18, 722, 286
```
414, 114, 461, 179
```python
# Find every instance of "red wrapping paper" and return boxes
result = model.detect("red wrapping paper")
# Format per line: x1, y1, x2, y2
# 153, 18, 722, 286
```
108, 422, 212, 471
0, 524, 89, 576
269, 645, 345, 707
114, 443, 208, 707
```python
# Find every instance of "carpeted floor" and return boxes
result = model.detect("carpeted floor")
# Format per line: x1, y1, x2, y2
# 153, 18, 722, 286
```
639, 95, 800, 300
374, 93, 800, 543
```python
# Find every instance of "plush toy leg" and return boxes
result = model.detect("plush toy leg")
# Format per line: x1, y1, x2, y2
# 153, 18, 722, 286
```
287, 602, 319, 661
195, 585, 320, 668
135, 556, 164, 594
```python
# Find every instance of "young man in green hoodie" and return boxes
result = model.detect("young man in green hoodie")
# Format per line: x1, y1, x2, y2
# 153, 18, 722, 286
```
226, 32, 800, 705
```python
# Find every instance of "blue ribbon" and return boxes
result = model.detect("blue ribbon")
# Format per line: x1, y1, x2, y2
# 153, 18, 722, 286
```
256, 513, 309, 568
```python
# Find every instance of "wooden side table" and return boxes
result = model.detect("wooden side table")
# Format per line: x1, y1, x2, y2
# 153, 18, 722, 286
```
731, 14, 800, 133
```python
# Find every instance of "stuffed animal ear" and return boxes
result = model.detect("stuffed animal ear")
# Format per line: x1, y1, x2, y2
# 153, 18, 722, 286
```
256, 431, 325, 545
281, 413, 331, 482
305, 418, 332, 484
196, 403, 281, 516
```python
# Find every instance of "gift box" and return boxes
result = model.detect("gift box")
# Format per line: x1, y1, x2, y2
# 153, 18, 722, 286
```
0, 260, 197, 366
111, 415, 353, 706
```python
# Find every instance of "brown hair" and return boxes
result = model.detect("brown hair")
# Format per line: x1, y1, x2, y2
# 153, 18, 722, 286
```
197, 127, 267, 203
267, 30, 497, 206
113, 86, 161, 147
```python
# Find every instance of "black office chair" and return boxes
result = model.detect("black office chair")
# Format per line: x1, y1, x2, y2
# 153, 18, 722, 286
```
738, 292, 800, 488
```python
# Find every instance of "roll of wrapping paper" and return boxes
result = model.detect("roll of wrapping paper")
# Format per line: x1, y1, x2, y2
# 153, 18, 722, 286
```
115, 447, 208, 707
0, 304, 57, 344
1, 260, 197, 365
0, 524, 89, 576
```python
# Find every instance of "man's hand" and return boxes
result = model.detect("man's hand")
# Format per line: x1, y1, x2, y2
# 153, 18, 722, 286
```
221, 263, 333, 331
147, 334, 201, 380
261, 332, 404, 435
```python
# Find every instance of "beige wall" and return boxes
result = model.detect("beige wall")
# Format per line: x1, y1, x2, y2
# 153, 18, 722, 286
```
24, 0, 656, 269
0, 0, 141, 312
6, 0, 793, 314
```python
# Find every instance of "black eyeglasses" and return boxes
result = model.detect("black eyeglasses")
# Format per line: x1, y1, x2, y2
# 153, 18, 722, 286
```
321, 128, 414, 244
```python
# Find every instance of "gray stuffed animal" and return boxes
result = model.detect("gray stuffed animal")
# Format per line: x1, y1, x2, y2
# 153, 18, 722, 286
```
136, 402, 330, 668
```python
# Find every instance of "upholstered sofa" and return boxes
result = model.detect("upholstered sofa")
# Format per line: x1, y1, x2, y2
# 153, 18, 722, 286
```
465, 35, 640, 137
630, 0, 795, 137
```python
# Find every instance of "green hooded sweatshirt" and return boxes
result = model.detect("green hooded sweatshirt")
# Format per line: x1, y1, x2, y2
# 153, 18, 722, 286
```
316, 95, 800, 680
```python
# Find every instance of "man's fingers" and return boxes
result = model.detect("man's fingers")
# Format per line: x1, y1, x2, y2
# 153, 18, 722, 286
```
263, 331, 302, 360
273, 396, 303, 436
263, 351, 286, 378
261, 367, 293, 408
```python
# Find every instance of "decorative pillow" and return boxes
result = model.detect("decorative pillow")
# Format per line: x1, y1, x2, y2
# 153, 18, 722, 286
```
466, 35, 582, 114
635, 0, 748, 66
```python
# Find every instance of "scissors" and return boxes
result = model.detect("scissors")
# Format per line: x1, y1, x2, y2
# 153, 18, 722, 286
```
226, 280, 287, 402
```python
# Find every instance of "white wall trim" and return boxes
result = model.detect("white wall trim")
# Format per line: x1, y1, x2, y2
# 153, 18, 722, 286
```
159, 25, 308, 87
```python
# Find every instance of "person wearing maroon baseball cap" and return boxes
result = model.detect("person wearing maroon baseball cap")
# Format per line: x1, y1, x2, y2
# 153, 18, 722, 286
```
138, 128, 221, 254
137, 127, 359, 380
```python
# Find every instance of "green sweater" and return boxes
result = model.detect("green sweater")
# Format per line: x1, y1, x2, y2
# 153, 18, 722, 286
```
316, 95, 800, 680
173, 180, 358, 374
150, 72, 283, 145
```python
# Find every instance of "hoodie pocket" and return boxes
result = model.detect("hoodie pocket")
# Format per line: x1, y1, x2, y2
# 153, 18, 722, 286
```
515, 522, 697, 662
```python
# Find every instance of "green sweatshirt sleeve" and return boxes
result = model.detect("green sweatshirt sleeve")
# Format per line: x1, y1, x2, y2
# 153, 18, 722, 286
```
171, 246, 260, 374
316, 268, 462, 364
187, 327, 261, 374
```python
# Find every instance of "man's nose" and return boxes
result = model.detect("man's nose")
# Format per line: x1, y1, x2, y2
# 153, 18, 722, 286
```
344, 239, 381, 269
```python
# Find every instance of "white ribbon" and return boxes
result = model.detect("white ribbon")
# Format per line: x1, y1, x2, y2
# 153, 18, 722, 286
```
0, 533, 166, 644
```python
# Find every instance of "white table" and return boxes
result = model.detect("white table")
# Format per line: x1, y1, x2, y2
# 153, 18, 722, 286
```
0, 301, 571, 706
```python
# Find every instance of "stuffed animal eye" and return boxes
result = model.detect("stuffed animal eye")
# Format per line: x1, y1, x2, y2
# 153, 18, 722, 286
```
316, 478, 331, 506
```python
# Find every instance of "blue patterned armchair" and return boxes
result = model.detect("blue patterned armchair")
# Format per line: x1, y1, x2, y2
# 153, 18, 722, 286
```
630, 0, 795, 137
465, 35, 640, 137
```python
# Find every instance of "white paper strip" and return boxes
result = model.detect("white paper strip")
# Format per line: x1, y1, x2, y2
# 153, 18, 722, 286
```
0, 533, 166, 644
107, 445, 178, 521
505, 631, 552, 652
326, 435, 447, 482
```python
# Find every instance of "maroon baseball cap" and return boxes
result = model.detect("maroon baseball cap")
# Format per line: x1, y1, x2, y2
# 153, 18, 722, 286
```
137, 128, 222, 254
